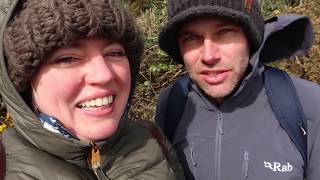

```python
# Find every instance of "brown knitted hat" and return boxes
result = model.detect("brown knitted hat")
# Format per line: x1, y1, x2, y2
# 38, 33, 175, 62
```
3, 0, 144, 92
159, 0, 265, 64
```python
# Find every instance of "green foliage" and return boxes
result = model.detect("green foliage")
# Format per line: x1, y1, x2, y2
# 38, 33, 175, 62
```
149, 63, 176, 76
260, 0, 302, 18
122, 0, 166, 15
128, 0, 185, 121
0, 105, 13, 133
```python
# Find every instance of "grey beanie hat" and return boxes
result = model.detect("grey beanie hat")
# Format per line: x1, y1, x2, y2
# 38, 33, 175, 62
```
4, 0, 144, 92
159, 0, 265, 64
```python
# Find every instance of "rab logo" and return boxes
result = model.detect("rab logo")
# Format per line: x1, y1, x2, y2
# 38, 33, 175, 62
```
264, 161, 293, 172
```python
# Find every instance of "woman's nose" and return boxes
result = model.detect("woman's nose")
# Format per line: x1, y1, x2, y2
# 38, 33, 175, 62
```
85, 55, 114, 85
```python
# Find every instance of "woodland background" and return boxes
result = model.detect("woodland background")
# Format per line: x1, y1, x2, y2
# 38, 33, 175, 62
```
0, 0, 319, 131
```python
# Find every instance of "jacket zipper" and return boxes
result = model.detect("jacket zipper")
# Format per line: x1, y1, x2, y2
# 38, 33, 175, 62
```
88, 141, 110, 180
242, 151, 249, 179
215, 111, 223, 180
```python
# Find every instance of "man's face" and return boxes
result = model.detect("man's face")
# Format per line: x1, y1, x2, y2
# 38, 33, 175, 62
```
178, 16, 250, 103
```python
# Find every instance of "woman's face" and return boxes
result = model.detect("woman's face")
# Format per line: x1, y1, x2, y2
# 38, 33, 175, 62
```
31, 37, 131, 141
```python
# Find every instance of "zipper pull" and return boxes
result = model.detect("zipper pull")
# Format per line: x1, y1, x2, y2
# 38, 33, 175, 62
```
88, 141, 111, 180
89, 141, 101, 169
299, 123, 307, 136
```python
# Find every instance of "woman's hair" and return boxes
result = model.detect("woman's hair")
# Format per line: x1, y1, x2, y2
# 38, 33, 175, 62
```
3, 0, 144, 92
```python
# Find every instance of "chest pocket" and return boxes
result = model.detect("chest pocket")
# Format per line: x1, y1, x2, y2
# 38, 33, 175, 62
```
174, 136, 215, 180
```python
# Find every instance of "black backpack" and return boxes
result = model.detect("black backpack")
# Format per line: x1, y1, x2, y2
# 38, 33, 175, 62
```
156, 66, 308, 174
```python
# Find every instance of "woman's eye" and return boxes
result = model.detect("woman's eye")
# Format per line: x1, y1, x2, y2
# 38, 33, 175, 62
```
55, 56, 79, 64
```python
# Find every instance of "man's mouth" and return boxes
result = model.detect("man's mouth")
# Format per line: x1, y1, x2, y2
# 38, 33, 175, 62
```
77, 95, 114, 108
200, 70, 230, 84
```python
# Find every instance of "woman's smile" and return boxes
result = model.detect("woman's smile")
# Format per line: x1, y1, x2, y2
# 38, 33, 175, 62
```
32, 37, 131, 140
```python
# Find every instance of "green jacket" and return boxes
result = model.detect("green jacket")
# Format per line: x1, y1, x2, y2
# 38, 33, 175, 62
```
0, 0, 184, 179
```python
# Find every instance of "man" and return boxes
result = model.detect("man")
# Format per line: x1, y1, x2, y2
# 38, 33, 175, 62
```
156, 0, 320, 179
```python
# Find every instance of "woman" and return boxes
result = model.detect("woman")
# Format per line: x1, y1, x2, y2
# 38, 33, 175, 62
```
0, 0, 184, 179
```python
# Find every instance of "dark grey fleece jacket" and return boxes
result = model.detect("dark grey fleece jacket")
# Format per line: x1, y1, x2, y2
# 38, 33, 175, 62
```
157, 14, 320, 180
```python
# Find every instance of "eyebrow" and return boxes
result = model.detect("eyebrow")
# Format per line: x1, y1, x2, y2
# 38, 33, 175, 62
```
179, 30, 196, 36
44, 44, 83, 62
67, 41, 85, 49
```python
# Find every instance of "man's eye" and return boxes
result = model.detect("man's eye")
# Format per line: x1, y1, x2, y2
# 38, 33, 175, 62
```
107, 51, 126, 57
218, 28, 235, 35
183, 35, 198, 42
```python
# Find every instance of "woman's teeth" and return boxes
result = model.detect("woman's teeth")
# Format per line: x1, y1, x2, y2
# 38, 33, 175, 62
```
79, 96, 113, 108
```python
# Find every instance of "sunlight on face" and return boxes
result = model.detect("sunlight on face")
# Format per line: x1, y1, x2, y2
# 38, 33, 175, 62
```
178, 17, 250, 103
32, 37, 131, 141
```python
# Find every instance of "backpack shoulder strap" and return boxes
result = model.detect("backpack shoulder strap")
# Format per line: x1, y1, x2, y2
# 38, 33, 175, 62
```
137, 120, 173, 164
155, 74, 191, 142
0, 137, 5, 180
137, 120, 185, 179
264, 66, 307, 169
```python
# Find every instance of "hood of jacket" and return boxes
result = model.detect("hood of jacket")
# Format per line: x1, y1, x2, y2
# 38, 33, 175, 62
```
0, 0, 136, 165
251, 13, 314, 73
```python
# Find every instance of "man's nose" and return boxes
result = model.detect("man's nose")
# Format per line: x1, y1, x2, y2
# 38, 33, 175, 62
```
201, 39, 221, 65
85, 56, 114, 85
